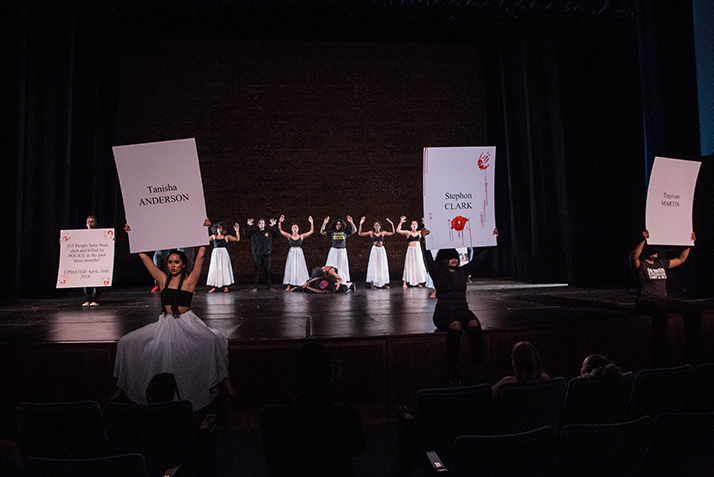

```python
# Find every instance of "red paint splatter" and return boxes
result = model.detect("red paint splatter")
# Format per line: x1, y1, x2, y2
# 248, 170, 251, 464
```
450, 216, 469, 231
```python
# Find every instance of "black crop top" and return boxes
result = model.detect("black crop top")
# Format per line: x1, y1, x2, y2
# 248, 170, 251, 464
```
407, 234, 421, 242
289, 237, 303, 247
161, 287, 193, 311
372, 234, 384, 243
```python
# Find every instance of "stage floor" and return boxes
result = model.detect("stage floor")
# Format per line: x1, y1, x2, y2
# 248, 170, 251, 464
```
1, 279, 695, 344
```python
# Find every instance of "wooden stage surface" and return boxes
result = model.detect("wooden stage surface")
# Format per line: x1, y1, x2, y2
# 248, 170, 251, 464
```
1, 281, 713, 427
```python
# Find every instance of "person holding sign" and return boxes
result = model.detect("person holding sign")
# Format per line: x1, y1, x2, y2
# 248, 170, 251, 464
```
82, 215, 102, 307
277, 215, 314, 290
422, 227, 498, 386
206, 221, 240, 293
243, 217, 280, 292
116, 221, 234, 411
630, 230, 702, 367
321, 216, 357, 283
358, 217, 395, 289
396, 216, 428, 288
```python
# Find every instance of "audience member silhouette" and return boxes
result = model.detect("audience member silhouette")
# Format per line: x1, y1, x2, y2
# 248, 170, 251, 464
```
580, 353, 623, 378
492, 341, 550, 395
260, 342, 366, 477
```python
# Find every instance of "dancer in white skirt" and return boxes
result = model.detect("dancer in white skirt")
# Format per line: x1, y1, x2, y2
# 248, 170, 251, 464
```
359, 216, 395, 289
116, 221, 235, 411
207, 221, 240, 293
278, 215, 314, 290
397, 216, 428, 288
320, 215, 356, 283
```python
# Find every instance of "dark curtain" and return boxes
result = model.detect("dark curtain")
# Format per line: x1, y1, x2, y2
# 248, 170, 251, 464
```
481, 13, 645, 286
1, 1, 122, 302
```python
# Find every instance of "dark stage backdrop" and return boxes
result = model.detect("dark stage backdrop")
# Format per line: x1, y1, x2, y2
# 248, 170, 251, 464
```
4, 1, 704, 300
113, 39, 486, 284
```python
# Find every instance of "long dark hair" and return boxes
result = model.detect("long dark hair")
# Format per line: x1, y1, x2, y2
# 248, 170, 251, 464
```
167, 250, 187, 317
511, 341, 545, 382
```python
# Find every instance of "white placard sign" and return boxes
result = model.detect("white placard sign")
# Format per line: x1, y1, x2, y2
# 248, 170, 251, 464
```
645, 156, 700, 246
423, 146, 497, 250
57, 228, 115, 288
113, 138, 209, 253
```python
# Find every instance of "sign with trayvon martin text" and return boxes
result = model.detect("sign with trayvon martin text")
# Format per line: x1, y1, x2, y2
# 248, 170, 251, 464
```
57, 228, 115, 288
423, 146, 497, 251
113, 138, 209, 253
646, 156, 701, 246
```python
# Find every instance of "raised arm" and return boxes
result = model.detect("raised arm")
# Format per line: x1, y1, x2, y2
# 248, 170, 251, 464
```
396, 216, 409, 236
421, 228, 438, 277
277, 215, 291, 238
320, 216, 330, 236
461, 228, 499, 277
383, 218, 396, 236
185, 246, 207, 287
358, 216, 371, 237
668, 232, 696, 269
301, 216, 315, 239
629, 230, 648, 269
225, 223, 241, 242
242, 219, 254, 237
347, 215, 357, 234
139, 252, 168, 288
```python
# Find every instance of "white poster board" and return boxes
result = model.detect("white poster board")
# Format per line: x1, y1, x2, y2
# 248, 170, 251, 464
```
645, 156, 700, 246
423, 146, 497, 250
113, 138, 209, 253
57, 228, 115, 288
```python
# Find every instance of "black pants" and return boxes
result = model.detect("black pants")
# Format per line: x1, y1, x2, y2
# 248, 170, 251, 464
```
83, 287, 101, 303
253, 254, 272, 287
636, 298, 702, 366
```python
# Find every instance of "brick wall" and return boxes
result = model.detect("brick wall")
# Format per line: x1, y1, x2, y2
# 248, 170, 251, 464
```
115, 39, 485, 283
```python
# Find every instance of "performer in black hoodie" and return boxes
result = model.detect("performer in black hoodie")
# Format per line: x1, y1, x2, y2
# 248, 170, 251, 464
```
422, 228, 498, 386
243, 217, 279, 292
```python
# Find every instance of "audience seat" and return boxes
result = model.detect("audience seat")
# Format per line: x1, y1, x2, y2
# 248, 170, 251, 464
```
25, 453, 148, 477
559, 372, 635, 428
627, 365, 693, 419
640, 412, 714, 477
492, 377, 566, 434
16, 401, 106, 459
397, 383, 492, 473
553, 416, 653, 477
103, 401, 198, 477
451, 425, 557, 477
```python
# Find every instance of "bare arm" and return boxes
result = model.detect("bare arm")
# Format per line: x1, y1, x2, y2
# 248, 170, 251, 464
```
358, 216, 371, 237
320, 216, 330, 236
277, 215, 291, 238
383, 218, 396, 236
396, 216, 409, 236
300, 216, 315, 239
668, 232, 696, 269
225, 223, 241, 242
347, 215, 357, 234
629, 230, 648, 269
139, 252, 167, 288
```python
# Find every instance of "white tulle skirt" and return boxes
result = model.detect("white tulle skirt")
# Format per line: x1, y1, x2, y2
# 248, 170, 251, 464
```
206, 248, 234, 288
366, 246, 390, 287
326, 247, 350, 282
114, 311, 229, 411
402, 245, 428, 286
283, 247, 310, 286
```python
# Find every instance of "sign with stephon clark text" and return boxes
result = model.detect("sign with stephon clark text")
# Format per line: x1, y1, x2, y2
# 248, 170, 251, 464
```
646, 156, 700, 246
57, 228, 115, 288
423, 146, 497, 251
113, 138, 209, 253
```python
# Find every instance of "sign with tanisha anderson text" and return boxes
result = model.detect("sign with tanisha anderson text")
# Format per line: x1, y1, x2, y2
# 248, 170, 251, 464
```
57, 228, 115, 288
645, 156, 701, 246
423, 146, 497, 251
113, 138, 209, 253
